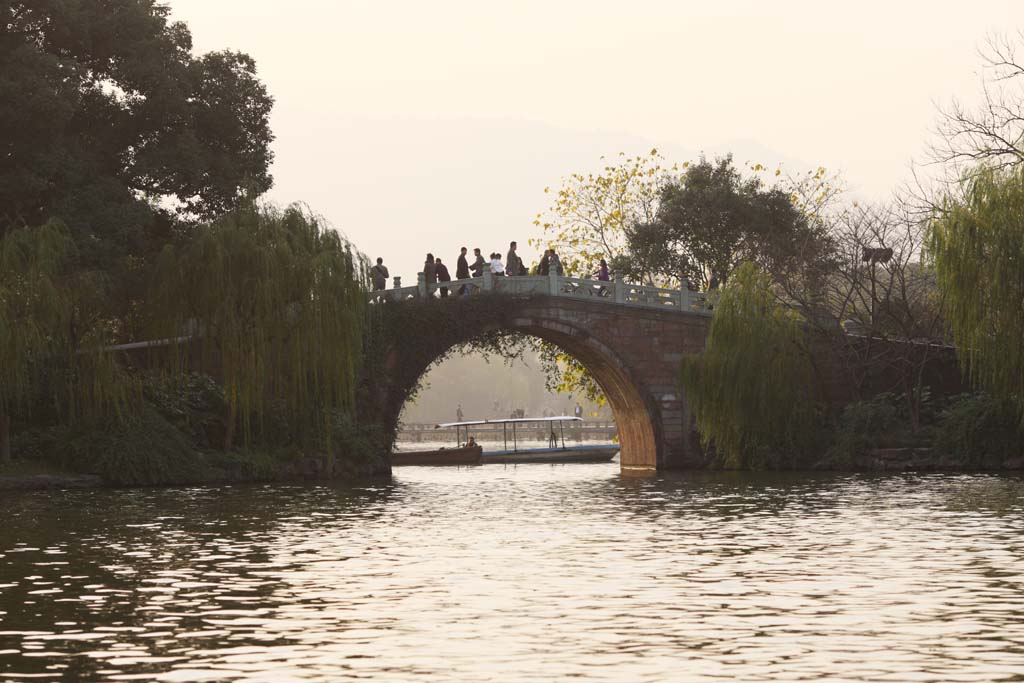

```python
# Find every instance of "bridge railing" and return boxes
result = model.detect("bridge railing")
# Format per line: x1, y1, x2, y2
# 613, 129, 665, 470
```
367, 267, 708, 313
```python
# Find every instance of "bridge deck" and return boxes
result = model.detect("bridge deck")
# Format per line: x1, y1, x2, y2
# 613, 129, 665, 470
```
368, 269, 709, 314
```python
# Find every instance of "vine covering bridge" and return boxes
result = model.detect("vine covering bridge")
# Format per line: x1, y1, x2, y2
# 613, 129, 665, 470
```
366, 268, 713, 471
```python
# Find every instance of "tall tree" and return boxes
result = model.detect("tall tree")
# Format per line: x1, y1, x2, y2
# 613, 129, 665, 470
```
627, 155, 828, 291
0, 0, 274, 273
150, 204, 368, 451
928, 164, 1024, 421
680, 262, 820, 469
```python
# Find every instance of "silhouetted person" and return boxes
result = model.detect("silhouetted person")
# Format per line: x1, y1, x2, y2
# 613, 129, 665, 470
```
456, 247, 470, 295
538, 249, 550, 276
370, 257, 389, 291
471, 248, 486, 277
549, 249, 564, 276
507, 241, 521, 277
424, 253, 437, 296
594, 258, 610, 296
435, 257, 451, 297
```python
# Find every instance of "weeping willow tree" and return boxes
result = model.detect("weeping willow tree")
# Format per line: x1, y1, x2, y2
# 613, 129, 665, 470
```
928, 164, 1024, 421
679, 262, 819, 469
150, 203, 368, 452
0, 221, 135, 461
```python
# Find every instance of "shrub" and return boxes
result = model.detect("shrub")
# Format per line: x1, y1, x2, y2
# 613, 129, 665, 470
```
934, 393, 1023, 468
825, 393, 901, 466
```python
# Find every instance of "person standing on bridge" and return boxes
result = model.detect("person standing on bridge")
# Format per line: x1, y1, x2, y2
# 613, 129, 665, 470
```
435, 257, 451, 298
370, 257, 389, 291
506, 241, 521, 277
456, 247, 470, 295
549, 248, 564, 276
538, 249, 550, 276
424, 253, 437, 296
490, 252, 505, 276
594, 258, 610, 296
471, 248, 486, 277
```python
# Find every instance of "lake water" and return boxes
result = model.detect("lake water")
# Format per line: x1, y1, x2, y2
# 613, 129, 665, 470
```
2, 464, 1023, 682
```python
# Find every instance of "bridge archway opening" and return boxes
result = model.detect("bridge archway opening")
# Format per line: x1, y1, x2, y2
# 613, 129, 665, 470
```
391, 320, 659, 471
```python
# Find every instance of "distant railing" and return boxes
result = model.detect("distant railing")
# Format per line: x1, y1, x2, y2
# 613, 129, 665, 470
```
367, 266, 708, 313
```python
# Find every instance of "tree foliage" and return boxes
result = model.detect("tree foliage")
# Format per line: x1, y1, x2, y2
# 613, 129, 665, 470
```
928, 164, 1024, 421
0, 0, 274, 271
530, 149, 670, 278
680, 263, 820, 468
627, 156, 830, 291
0, 220, 135, 459
150, 204, 367, 450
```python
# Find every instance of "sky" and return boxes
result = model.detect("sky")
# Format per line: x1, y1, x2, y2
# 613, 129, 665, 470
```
168, 0, 1023, 283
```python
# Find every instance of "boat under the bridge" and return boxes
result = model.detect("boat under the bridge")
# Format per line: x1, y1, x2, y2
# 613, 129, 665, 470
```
391, 416, 619, 466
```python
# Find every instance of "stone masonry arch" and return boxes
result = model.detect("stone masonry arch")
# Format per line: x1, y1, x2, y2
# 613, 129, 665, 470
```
366, 295, 713, 471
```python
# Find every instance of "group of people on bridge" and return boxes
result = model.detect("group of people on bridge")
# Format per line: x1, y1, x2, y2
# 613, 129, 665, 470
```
369, 241, 612, 297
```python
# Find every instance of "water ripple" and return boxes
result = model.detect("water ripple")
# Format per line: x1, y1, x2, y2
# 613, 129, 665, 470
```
1, 468, 1023, 681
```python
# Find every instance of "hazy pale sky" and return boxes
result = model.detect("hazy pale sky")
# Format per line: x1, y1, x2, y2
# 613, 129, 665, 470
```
169, 0, 1023, 281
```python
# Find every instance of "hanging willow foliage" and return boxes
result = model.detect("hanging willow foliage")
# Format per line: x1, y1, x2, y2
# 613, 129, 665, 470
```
150, 203, 368, 451
679, 262, 819, 469
928, 164, 1024, 421
0, 221, 135, 459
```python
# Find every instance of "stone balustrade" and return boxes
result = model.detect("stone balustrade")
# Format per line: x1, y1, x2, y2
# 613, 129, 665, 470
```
367, 265, 708, 314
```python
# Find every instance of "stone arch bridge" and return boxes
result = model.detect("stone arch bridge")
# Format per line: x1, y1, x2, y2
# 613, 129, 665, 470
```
366, 272, 712, 471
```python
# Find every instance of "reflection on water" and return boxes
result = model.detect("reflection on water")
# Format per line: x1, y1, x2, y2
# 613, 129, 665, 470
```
1, 466, 1023, 682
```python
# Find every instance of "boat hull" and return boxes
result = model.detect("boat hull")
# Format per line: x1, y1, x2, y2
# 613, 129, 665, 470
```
481, 444, 619, 464
391, 445, 482, 466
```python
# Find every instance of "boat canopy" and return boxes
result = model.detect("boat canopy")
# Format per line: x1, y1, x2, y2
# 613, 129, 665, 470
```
435, 416, 583, 429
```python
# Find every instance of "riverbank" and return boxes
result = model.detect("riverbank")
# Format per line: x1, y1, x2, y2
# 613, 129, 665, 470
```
6, 371, 392, 489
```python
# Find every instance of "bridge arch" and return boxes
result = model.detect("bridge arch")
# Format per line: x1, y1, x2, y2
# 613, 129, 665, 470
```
367, 296, 710, 470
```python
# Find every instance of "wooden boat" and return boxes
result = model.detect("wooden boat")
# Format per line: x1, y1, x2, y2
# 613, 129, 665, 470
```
435, 416, 619, 465
481, 443, 618, 464
390, 444, 482, 466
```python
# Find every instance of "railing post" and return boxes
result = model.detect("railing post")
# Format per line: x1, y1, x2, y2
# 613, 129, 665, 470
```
417, 272, 426, 298
679, 277, 689, 309
548, 271, 559, 297
614, 276, 624, 304
482, 264, 493, 291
